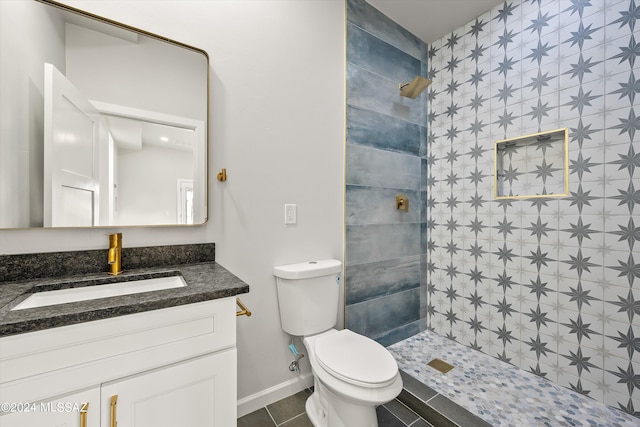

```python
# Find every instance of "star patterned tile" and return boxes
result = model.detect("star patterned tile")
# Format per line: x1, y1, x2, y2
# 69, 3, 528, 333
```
427, 0, 640, 418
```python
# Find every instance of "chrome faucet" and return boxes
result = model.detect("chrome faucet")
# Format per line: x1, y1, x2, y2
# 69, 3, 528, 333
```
108, 233, 122, 275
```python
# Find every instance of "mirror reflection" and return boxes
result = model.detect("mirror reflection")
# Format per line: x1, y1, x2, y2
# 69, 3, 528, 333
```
0, 0, 209, 228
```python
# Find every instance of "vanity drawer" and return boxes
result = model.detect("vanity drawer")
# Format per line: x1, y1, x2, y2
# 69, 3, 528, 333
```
0, 297, 235, 402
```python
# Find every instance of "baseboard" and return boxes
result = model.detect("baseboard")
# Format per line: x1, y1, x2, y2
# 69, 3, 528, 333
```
237, 373, 314, 418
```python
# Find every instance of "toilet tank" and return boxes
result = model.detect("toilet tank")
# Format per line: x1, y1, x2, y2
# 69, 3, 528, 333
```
273, 259, 342, 336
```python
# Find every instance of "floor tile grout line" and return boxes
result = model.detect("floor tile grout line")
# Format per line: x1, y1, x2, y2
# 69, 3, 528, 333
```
395, 398, 433, 427
400, 388, 457, 426
392, 398, 425, 426
276, 412, 308, 426
381, 402, 408, 426
423, 392, 439, 404
399, 413, 412, 427
408, 384, 442, 406
264, 406, 279, 427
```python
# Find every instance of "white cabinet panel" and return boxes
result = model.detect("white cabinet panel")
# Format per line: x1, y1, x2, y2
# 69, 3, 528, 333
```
101, 351, 236, 427
0, 387, 100, 427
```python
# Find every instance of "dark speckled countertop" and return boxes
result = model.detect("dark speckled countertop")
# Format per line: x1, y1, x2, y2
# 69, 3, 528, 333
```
0, 244, 249, 337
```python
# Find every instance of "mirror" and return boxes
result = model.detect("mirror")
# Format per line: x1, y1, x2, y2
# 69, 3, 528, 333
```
0, 0, 209, 228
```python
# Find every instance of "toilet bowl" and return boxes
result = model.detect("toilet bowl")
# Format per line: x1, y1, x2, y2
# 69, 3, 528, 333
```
273, 260, 403, 427
303, 329, 403, 427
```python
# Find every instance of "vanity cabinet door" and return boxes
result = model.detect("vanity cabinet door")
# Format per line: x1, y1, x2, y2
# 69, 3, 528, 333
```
100, 349, 236, 427
0, 387, 100, 427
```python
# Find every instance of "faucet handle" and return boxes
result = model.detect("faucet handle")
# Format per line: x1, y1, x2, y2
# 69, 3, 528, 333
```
108, 233, 123, 275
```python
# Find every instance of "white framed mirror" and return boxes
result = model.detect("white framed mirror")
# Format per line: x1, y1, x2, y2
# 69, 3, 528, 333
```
0, 0, 209, 228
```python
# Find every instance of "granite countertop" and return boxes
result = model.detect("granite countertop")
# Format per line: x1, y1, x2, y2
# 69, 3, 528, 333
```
0, 262, 249, 337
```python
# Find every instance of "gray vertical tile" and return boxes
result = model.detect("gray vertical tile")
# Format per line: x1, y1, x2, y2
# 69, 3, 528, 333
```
346, 105, 424, 156
346, 288, 421, 339
346, 186, 420, 225
376, 320, 421, 347
346, 223, 421, 265
346, 0, 426, 60
345, 0, 428, 345
345, 255, 421, 305
347, 63, 427, 126
347, 23, 421, 85
346, 143, 421, 190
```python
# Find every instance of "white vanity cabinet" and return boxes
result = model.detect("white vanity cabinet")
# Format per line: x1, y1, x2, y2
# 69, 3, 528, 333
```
0, 387, 100, 427
99, 351, 235, 427
0, 297, 237, 427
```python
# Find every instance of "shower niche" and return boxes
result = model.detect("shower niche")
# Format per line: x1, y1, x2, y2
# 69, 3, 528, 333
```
494, 128, 569, 199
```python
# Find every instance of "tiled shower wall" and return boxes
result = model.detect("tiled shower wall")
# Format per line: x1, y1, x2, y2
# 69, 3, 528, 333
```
427, 0, 639, 416
344, 0, 428, 346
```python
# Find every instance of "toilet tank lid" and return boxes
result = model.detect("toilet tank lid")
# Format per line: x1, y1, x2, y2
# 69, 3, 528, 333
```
273, 259, 342, 279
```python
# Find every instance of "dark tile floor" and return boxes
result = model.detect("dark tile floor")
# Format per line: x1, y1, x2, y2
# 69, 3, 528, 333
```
237, 388, 434, 427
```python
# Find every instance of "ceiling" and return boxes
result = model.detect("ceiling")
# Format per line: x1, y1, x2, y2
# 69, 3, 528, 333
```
365, 0, 504, 44
105, 115, 195, 152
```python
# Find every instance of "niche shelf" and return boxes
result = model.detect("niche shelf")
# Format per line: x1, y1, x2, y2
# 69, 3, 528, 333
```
494, 128, 569, 199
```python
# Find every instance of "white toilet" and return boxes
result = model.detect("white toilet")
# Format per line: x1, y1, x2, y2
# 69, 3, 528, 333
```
273, 259, 402, 427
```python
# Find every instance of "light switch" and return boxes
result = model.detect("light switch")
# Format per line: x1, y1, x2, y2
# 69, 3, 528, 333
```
284, 204, 297, 224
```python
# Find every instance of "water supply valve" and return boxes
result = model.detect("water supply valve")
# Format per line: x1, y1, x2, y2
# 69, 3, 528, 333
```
288, 340, 305, 373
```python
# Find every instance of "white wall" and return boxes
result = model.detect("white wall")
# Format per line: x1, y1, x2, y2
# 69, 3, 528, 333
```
65, 23, 207, 122
117, 145, 192, 225
0, 1, 65, 228
0, 0, 345, 414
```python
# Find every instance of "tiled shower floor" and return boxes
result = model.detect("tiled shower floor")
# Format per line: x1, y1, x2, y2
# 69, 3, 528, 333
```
388, 330, 639, 426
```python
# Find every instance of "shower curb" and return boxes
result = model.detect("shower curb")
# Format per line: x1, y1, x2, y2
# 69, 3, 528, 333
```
397, 370, 491, 427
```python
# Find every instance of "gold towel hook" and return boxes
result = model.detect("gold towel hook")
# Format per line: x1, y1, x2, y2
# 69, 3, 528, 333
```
236, 298, 252, 317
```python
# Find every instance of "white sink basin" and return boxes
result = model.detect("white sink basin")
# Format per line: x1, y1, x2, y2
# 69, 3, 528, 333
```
12, 275, 187, 311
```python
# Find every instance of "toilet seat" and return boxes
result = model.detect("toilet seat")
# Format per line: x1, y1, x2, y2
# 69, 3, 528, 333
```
314, 329, 398, 388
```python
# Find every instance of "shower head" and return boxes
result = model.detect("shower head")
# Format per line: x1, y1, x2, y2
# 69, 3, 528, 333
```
399, 76, 432, 99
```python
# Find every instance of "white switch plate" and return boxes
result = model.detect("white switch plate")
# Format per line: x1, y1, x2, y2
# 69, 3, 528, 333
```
284, 204, 297, 224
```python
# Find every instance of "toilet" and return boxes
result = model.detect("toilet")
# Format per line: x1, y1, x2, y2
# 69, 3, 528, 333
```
273, 259, 402, 427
